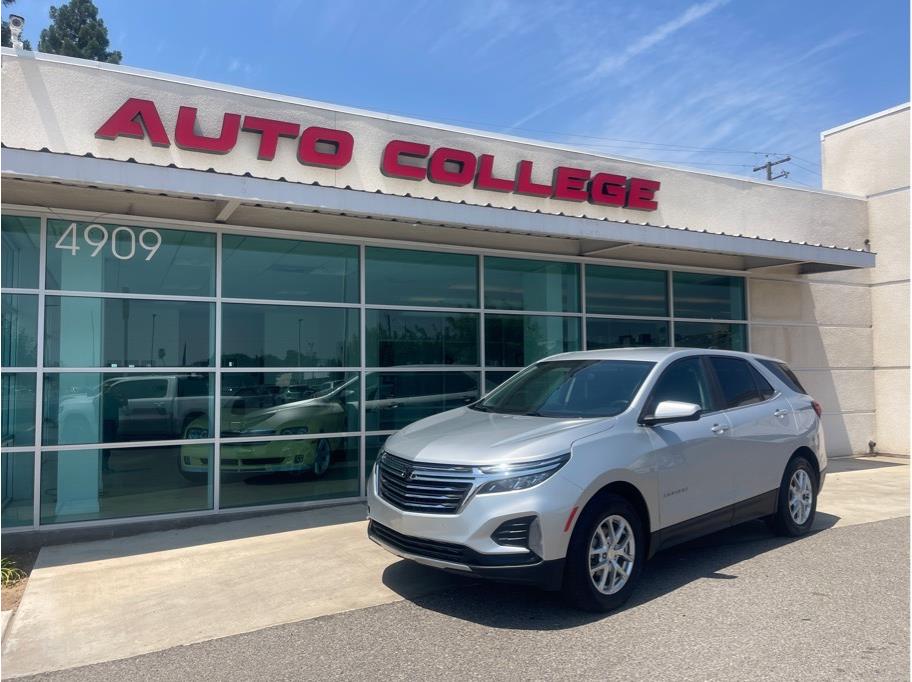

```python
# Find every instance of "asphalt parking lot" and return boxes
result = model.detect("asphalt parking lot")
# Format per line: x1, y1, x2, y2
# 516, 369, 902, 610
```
5, 456, 910, 681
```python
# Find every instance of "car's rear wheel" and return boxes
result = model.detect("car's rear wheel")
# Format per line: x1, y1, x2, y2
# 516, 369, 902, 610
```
770, 456, 818, 536
562, 494, 645, 612
311, 438, 332, 478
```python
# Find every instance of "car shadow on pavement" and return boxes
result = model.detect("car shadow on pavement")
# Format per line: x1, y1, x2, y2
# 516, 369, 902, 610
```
380, 512, 841, 631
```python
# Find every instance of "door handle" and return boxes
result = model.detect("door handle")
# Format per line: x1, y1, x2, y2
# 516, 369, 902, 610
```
773, 408, 789, 418
711, 423, 728, 435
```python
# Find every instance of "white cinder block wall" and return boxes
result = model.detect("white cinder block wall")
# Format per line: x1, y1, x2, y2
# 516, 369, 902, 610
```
821, 104, 910, 455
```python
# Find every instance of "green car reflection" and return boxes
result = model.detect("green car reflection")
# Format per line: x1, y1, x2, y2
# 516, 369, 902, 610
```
180, 377, 359, 480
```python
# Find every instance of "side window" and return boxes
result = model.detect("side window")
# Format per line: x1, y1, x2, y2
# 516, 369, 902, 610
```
708, 357, 762, 408
648, 357, 715, 412
748, 364, 775, 400
758, 359, 807, 394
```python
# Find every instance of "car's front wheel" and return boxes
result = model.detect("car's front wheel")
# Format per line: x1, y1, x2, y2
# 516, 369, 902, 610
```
769, 456, 818, 536
562, 494, 645, 612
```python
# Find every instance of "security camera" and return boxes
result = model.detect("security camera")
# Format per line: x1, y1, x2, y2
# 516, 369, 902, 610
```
8, 14, 24, 49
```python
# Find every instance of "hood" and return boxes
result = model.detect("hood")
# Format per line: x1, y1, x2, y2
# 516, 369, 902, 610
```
384, 407, 617, 466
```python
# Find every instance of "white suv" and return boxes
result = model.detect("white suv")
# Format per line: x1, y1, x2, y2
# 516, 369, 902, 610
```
367, 348, 826, 612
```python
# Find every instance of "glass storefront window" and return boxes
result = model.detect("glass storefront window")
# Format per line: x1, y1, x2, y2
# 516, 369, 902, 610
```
484, 371, 516, 392
485, 257, 579, 312
222, 234, 358, 303
365, 434, 387, 477
40, 445, 212, 524
44, 297, 214, 368
586, 318, 669, 349
586, 265, 668, 316
2, 293, 38, 367
42, 372, 213, 445
1, 452, 34, 527
218, 436, 359, 509
222, 304, 359, 368
221, 372, 359, 436
674, 322, 748, 351
2, 215, 41, 289
485, 314, 580, 367
365, 371, 480, 431
366, 310, 479, 366
2, 373, 36, 447
673, 272, 746, 320
366, 247, 477, 308
46, 221, 215, 297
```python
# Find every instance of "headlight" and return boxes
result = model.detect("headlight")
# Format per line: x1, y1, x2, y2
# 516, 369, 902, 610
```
279, 426, 310, 435
476, 453, 570, 494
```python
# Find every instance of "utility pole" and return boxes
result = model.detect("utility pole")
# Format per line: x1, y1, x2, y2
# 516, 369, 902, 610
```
753, 156, 791, 181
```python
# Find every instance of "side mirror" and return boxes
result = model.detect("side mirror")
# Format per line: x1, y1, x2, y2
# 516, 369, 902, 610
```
641, 400, 702, 426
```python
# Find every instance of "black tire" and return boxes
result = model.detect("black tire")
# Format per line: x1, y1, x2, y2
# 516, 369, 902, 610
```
769, 456, 818, 536
562, 494, 645, 612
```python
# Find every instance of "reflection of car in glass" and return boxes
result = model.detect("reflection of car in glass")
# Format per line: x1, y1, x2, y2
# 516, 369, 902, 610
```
180, 377, 360, 480
54, 374, 209, 444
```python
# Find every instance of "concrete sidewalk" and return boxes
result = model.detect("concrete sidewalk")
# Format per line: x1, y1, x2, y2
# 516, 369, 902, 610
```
2, 456, 908, 679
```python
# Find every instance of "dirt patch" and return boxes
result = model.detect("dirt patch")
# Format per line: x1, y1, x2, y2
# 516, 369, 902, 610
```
2, 549, 39, 611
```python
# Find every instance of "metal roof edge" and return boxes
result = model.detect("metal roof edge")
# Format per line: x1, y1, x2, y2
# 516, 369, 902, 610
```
1, 48, 867, 202
1, 149, 876, 270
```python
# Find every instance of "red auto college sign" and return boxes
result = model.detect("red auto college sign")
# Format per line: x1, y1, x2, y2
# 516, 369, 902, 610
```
95, 98, 661, 211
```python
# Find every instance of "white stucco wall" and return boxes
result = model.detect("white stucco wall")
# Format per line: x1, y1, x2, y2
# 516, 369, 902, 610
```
821, 104, 910, 455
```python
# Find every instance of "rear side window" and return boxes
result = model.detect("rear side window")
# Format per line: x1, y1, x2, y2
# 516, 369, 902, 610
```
648, 357, 717, 412
748, 364, 776, 400
758, 359, 807, 394
708, 357, 763, 408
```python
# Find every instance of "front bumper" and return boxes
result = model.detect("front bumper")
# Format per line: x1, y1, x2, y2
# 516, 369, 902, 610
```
368, 520, 565, 589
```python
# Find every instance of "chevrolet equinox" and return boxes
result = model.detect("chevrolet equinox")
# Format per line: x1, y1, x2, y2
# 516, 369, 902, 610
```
367, 348, 825, 612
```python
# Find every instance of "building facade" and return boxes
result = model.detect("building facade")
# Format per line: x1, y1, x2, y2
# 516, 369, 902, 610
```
1, 50, 907, 535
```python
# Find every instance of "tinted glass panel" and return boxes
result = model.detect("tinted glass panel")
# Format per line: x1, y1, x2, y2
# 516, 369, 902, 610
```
366, 310, 478, 367
485, 371, 516, 392
44, 297, 213, 368
222, 304, 359, 368
476, 360, 653, 418
749, 364, 776, 399
1, 452, 34, 527
673, 272, 745, 320
2, 215, 41, 289
485, 314, 580, 367
649, 357, 716, 412
219, 436, 359, 508
42, 372, 213, 445
365, 371, 480, 430
222, 235, 358, 303
365, 434, 387, 477
2, 293, 38, 367
586, 265, 667, 316
2, 373, 36, 447
221, 372, 358, 436
40, 445, 212, 524
586, 318, 668, 350
709, 357, 763, 408
366, 248, 477, 308
485, 257, 579, 312
759, 359, 807, 394
46, 220, 215, 296
675, 322, 747, 351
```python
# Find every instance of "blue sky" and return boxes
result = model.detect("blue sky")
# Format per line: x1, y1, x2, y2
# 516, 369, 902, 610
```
8, 0, 910, 187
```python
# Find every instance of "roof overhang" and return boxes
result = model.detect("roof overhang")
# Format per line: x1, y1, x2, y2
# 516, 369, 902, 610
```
1, 149, 875, 273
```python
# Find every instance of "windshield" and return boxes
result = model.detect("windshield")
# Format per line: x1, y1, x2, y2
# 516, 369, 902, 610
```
473, 359, 655, 418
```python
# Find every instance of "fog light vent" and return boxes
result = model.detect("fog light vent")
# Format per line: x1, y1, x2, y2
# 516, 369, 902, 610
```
491, 516, 536, 548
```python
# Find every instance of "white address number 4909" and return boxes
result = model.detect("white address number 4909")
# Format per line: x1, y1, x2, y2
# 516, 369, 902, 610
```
54, 223, 162, 261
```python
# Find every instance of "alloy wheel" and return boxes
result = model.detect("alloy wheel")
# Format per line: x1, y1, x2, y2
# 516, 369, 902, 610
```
788, 468, 813, 525
589, 514, 636, 595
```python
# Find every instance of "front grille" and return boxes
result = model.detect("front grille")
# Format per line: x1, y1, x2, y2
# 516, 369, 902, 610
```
491, 516, 535, 548
221, 457, 284, 466
369, 521, 466, 563
377, 451, 474, 514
